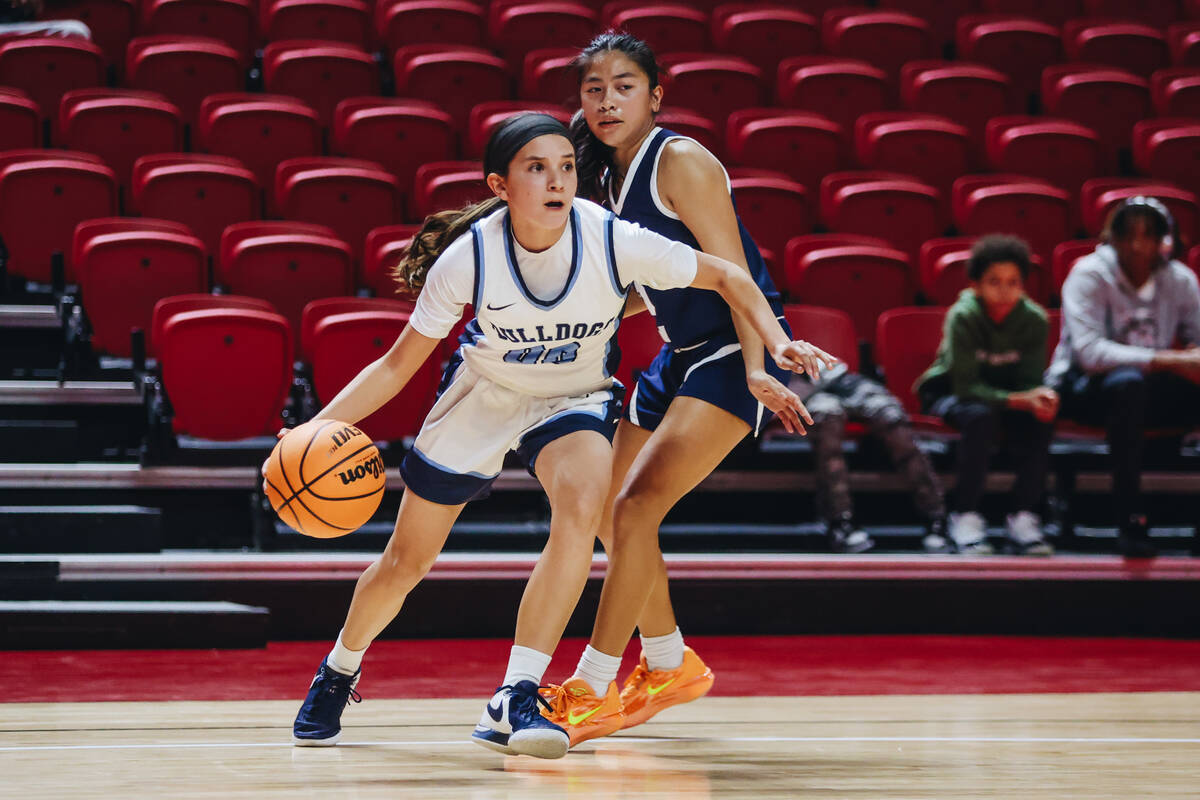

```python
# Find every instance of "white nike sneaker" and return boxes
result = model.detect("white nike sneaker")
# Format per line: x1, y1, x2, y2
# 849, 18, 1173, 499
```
949, 511, 993, 554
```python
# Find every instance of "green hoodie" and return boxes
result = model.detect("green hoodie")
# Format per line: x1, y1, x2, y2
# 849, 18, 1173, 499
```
915, 290, 1049, 406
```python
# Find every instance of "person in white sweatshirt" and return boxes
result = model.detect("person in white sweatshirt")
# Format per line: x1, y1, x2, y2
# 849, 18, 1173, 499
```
1047, 197, 1200, 557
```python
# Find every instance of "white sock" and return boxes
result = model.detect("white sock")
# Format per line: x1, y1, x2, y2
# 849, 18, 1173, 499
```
571, 645, 622, 697
326, 630, 366, 676
641, 626, 685, 671
502, 645, 553, 688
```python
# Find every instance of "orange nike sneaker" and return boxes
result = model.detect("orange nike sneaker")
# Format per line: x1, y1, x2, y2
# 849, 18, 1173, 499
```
539, 678, 625, 747
619, 646, 715, 729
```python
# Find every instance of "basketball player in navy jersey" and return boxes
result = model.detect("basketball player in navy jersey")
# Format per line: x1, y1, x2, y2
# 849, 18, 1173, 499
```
283, 114, 828, 759
539, 33, 842, 742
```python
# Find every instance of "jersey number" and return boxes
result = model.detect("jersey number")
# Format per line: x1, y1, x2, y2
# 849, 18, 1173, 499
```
503, 342, 580, 364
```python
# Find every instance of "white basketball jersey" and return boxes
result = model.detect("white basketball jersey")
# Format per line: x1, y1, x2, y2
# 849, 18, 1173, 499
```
456, 200, 629, 398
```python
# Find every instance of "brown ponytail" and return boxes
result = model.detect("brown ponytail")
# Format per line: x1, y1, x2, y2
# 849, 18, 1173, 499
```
389, 197, 504, 295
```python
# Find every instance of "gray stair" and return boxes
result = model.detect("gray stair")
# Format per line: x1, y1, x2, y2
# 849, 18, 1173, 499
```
0, 505, 162, 553
0, 600, 269, 649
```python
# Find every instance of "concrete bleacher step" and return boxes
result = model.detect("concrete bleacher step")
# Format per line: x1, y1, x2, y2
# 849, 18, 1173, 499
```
0, 600, 269, 649
0, 506, 163, 553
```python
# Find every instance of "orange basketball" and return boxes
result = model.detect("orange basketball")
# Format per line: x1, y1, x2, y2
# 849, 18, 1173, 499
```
262, 419, 386, 538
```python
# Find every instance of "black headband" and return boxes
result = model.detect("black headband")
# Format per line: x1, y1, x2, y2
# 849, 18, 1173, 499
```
484, 112, 570, 177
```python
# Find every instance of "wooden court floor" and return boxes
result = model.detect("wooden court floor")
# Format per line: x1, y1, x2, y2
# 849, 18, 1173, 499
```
3, 692, 1198, 798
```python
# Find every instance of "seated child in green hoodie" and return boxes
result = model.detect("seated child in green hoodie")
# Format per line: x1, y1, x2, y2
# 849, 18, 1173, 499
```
916, 235, 1057, 555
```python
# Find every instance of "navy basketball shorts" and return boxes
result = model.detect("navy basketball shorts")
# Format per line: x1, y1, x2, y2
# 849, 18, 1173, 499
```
625, 320, 793, 437
399, 364, 622, 505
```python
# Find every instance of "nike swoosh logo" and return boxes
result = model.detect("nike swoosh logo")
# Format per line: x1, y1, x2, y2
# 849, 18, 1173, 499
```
568, 705, 602, 725
647, 678, 676, 696
486, 699, 504, 722
486, 302, 516, 311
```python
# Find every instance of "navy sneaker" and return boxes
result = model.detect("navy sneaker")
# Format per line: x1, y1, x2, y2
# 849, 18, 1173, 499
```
471, 680, 569, 759
292, 657, 362, 746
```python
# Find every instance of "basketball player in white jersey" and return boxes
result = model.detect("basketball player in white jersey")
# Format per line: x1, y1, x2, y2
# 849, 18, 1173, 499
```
284, 114, 827, 759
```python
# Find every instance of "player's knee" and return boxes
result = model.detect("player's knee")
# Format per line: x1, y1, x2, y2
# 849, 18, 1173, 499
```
376, 547, 436, 590
550, 490, 607, 540
611, 485, 667, 540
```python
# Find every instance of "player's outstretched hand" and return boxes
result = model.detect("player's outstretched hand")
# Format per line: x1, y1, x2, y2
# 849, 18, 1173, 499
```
747, 370, 814, 435
771, 340, 839, 379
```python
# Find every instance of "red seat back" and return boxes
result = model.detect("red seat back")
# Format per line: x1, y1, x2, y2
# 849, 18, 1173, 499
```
161, 308, 293, 439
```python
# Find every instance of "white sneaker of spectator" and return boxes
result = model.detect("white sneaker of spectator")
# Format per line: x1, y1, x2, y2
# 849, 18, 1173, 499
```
1005, 511, 1054, 556
948, 511, 993, 554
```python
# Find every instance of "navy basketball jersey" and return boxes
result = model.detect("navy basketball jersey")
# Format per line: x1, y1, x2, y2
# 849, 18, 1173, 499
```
606, 126, 781, 348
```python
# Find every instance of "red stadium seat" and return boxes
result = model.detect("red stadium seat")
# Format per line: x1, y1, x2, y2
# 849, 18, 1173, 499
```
1082, 0, 1181, 29
0, 157, 117, 283
1132, 119, 1200, 199
984, 115, 1101, 193
363, 223, 421, 297
263, 40, 379, 125
490, 2, 597, 71
976, 0, 1079, 27
781, 303, 860, 373
951, 174, 1068, 298
41, 0, 136, 75
821, 9, 934, 78
728, 170, 812, 272
58, 89, 183, 193
466, 101, 571, 159
393, 45, 509, 130
876, 0, 973, 51
0, 88, 41, 151
1062, 19, 1169, 79
311, 310, 440, 441
125, 36, 244, 128
776, 232, 892, 297
874, 305, 946, 416
710, 5, 818, 76
1041, 64, 1151, 172
141, 0, 255, 59
819, 171, 945, 262
1079, 178, 1200, 248
1151, 67, 1200, 116
411, 160, 489, 220
78, 229, 208, 356
72, 217, 191, 273
783, 238, 915, 345
160, 308, 292, 440
1052, 238, 1100, 303
655, 107, 722, 159
854, 112, 970, 200
196, 94, 321, 204
274, 156, 401, 271
377, 0, 486, 53
217, 221, 355, 341
899, 61, 1014, 151
300, 296, 415, 362
1187, 243, 1200, 279
955, 15, 1061, 105
264, 0, 372, 49
727, 109, 845, 195
520, 47, 579, 104
1167, 22, 1200, 67
660, 54, 765, 123
613, 309, 664, 395
331, 97, 455, 216
0, 38, 104, 137
775, 56, 888, 132
131, 154, 260, 256
150, 293, 275, 357
918, 236, 976, 307
606, 3, 709, 54
218, 220, 337, 273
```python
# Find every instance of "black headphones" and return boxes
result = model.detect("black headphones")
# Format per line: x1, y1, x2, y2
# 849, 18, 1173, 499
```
1112, 196, 1177, 261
